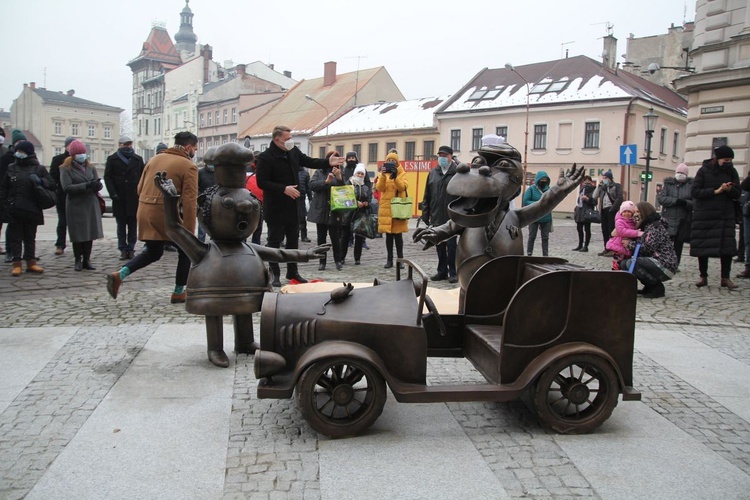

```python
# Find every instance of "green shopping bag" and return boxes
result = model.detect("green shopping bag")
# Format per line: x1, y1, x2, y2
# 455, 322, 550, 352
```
330, 185, 357, 212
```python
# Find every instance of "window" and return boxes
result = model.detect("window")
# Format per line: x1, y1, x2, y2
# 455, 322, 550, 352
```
104, 126, 111, 139
214, 111, 220, 125
659, 128, 667, 155
368, 143, 378, 163
231, 107, 237, 123
450, 129, 461, 152
467, 87, 503, 101
207, 112, 212, 126
423, 140, 434, 160
200, 114, 205, 127
584, 122, 600, 149
144, 120, 148, 136
138, 120, 142, 136
319, 146, 326, 158
472, 128, 483, 151
673, 131, 679, 157
54, 121, 62, 135
404, 141, 416, 160
156, 118, 161, 135
533, 124, 547, 150
54, 147, 63, 155
353, 144, 362, 160
386, 142, 397, 154
496, 126, 508, 140
223, 109, 228, 124
71, 123, 79, 136
335, 145, 344, 155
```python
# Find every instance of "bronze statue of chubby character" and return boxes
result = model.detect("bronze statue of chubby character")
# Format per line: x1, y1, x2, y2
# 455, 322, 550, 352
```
154, 143, 329, 367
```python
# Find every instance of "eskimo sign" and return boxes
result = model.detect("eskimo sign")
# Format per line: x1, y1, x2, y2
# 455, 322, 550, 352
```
376, 160, 438, 172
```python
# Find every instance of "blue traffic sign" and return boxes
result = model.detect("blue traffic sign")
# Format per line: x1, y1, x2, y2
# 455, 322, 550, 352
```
620, 144, 637, 165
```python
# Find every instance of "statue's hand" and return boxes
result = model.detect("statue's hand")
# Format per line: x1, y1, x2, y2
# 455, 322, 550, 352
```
412, 226, 437, 250
307, 243, 332, 259
556, 163, 585, 193
154, 171, 179, 197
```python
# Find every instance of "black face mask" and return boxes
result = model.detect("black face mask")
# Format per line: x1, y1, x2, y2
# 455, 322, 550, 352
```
720, 160, 733, 169
346, 160, 357, 168
120, 147, 134, 158
538, 181, 549, 189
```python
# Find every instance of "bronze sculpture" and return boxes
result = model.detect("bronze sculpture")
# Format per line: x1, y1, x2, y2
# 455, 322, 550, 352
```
154, 143, 329, 367
413, 142, 584, 310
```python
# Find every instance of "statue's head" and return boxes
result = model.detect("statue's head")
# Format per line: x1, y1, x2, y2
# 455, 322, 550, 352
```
198, 143, 261, 241
446, 143, 523, 227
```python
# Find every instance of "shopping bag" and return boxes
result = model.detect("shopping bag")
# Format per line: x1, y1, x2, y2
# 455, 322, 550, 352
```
390, 189, 413, 220
351, 211, 377, 239
330, 185, 357, 212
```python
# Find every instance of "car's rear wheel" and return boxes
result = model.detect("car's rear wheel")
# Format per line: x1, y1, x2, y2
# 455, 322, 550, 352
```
531, 354, 619, 434
296, 358, 386, 438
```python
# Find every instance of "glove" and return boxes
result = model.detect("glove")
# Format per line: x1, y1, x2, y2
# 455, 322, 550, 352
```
29, 174, 42, 186
675, 198, 687, 207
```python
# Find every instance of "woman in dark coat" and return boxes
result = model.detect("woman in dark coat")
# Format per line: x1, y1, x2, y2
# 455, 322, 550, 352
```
339, 164, 371, 265
0, 140, 53, 276
656, 163, 693, 266
307, 152, 345, 270
572, 175, 596, 252
60, 140, 103, 271
689, 145, 740, 289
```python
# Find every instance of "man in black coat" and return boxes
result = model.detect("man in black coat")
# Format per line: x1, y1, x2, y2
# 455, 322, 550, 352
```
49, 137, 75, 255
256, 125, 343, 286
104, 136, 144, 260
420, 145, 458, 282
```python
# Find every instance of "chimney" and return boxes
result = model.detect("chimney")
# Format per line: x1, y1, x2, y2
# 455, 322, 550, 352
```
30, 82, 36, 89
283, 70, 292, 78
67, 89, 75, 96
323, 61, 337, 87
23, 83, 28, 89
236, 64, 246, 76
203, 44, 213, 84
602, 34, 617, 71
269, 63, 274, 70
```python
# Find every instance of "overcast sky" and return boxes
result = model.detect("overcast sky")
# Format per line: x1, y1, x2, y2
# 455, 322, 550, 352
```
2, 0, 696, 115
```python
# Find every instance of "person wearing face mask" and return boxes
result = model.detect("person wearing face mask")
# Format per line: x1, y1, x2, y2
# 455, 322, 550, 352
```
106, 131, 199, 303
339, 163, 371, 266
656, 163, 693, 267
592, 170, 623, 256
255, 125, 345, 287
60, 140, 104, 271
0, 129, 30, 261
420, 145, 458, 282
104, 136, 145, 260
49, 137, 76, 256
572, 175, 596, 252
689, 145, 741, 289
197, 151, 217, 243
0, 140, 54, 276
522, 170, 553, 257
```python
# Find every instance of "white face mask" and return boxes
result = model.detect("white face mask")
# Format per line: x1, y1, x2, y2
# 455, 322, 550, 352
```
351, 175, 364, 186
283, 139, 295, 151
74, 154, 87, 163
675, 173, 687, 182
0, 136, 5, 145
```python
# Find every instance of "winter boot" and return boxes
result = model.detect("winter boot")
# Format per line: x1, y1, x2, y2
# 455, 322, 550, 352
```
11, 261, 22, 277
25, 259, 44, 274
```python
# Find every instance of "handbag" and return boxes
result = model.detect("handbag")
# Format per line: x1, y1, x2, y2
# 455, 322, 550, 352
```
330, 184, 357, 212
390, 189, 413, 220
96, 192, 106, 214
351, 211, 377, 239
33, 183, 57, 209
582, 206, 601, 224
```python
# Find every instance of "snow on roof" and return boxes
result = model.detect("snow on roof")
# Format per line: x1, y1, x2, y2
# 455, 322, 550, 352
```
315, 96, 449, 137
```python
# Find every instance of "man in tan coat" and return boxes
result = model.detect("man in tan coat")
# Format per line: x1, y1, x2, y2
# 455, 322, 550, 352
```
106, 131, 198, 302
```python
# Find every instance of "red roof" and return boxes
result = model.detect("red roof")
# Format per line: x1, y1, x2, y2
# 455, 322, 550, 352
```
128, 27, 182, 67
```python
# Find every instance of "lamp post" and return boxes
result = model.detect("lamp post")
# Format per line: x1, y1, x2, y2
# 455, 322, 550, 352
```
505, 63, 530, 193
305, 94, 330, 146
642, 107, 659, 202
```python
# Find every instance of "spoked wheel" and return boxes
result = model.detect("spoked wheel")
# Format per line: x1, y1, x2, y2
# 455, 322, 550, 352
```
296, 358, 386, 438
531, 354, 619, 434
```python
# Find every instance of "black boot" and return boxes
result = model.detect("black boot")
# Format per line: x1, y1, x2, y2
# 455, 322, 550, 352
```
271, 272, 281, 288
318, 257, 326, 271
384, 260, 393, 269
74, 256, 83, 272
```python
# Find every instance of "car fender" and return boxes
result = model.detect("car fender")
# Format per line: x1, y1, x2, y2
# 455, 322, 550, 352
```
510, 342, 629, 395
291, 340, 394, 388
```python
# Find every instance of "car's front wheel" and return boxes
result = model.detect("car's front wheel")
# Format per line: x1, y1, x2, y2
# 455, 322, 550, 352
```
296, 358, 386, 438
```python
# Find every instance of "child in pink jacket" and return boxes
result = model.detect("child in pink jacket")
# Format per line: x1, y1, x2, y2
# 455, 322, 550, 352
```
606, 201, 643, 267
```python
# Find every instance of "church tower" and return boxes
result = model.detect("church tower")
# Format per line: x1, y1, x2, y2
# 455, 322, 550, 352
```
174, 0, 198, 60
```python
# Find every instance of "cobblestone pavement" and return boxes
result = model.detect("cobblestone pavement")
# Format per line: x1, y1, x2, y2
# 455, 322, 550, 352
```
1, 213, 749, 499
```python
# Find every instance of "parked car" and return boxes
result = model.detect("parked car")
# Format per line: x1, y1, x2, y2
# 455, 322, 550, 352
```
254, 256, 641, 438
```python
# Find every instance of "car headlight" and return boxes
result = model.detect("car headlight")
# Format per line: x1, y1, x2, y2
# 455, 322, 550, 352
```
254, 350, 287, 380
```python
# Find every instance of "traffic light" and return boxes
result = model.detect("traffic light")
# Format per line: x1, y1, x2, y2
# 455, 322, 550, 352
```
640, 172, 653, 181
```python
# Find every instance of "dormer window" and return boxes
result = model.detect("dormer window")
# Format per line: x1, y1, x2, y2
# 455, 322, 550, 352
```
468, 86, 504, 101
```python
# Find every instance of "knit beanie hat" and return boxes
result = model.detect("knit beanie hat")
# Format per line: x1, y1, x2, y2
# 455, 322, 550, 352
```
11, 129, 26, 144
64, 136, 76, 147
354, 164, 367, 177
345, 151, 358, 161
714, 145, 734, 160
156, 142, 168, 153
603, 170, 614, 180
385, 152, 400, 166
68, 140, 87, 156
15, 140, 34, 155
619, 200, 636, 214
676, 163, 689, 176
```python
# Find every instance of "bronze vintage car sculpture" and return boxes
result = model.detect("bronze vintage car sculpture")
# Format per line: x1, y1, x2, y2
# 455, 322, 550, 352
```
254, 257, 640, 438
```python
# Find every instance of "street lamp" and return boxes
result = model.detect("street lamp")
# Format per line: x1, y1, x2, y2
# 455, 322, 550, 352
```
642, 107, 659, 202
305, 94, 330, 146
505, 63, 530, 193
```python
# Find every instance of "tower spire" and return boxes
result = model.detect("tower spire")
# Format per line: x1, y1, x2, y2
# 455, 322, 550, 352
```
174, 0, 197, 57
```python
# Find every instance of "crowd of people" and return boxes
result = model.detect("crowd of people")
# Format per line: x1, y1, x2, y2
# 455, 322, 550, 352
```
0, 125, 745, 303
